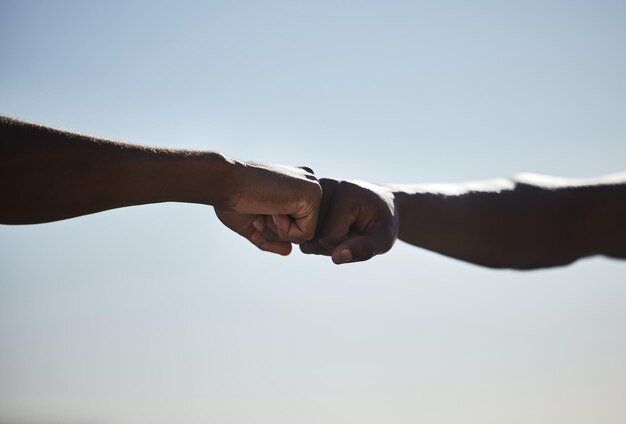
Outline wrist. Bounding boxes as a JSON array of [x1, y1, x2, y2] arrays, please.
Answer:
[[385, 185, 430, 245], [385, 185, 407, 222], [152, 150, 243, 209], [194, 151, 243, 209]]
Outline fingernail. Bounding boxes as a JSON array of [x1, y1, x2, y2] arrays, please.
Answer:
[[338, 249, 352, 263], [272, 215, 279, 228], [253, 218, 264, 232]]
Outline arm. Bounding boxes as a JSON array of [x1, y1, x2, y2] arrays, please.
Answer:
[[0, 116, 321, 254], [391, 173, 626, 268], [301, 174, 626, 269]]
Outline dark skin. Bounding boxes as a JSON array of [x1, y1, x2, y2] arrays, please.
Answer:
[[299, 176, 626, 269], [298, 179, 398, 264], [3, 116, 624, 269], [0, 116, 321, 255]]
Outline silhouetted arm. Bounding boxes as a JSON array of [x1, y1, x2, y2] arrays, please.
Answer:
[[390, 173, 626, 268], [301, 174, 626, 269], [0, 116, 321, 255]]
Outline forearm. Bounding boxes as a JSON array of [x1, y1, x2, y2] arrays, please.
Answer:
[[389, 173, 626, 269], [0, 116, 239, 224]]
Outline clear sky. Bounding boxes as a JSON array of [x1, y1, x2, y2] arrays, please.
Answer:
[[1, 1, 625, 423]]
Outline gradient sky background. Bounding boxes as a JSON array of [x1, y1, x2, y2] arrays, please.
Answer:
[[1, 1, 625, 423]]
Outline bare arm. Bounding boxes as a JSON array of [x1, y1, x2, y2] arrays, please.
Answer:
[[0, 116, 321, 255], [390, 173, 626, 268], [301, 174, 626, 269]]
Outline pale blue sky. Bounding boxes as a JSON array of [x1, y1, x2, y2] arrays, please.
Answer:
[[1, 1, 625, 423]]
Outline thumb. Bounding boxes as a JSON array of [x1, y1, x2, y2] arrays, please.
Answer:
[[272, 215, 292, 239], [330, 235, 378, 265]]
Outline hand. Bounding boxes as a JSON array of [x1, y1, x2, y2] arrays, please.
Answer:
[[214, 162, 321, 255], [300, 178, 399, 264]]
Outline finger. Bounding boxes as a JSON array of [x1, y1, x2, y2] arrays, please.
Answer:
[[290, 210, 319, 242], [250, 228, 293, 255], [259, 241, 293, 256], [316, 191, 356, 250], [260, 227, 282, 242], [300, 239, 331, 256], [296, 178, 340, 253], [289, 181, 322, 241], [252, 216, 281, 241], [274, 198, 321, 242], [330, 235, 378, 264], [266, 215, 313, 245], [272, 215, 292, 239], [299, 166, 319, 183], [316, 178, 339, 229], [252, 216, 265, 232], [265, 215, 278, 234]]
